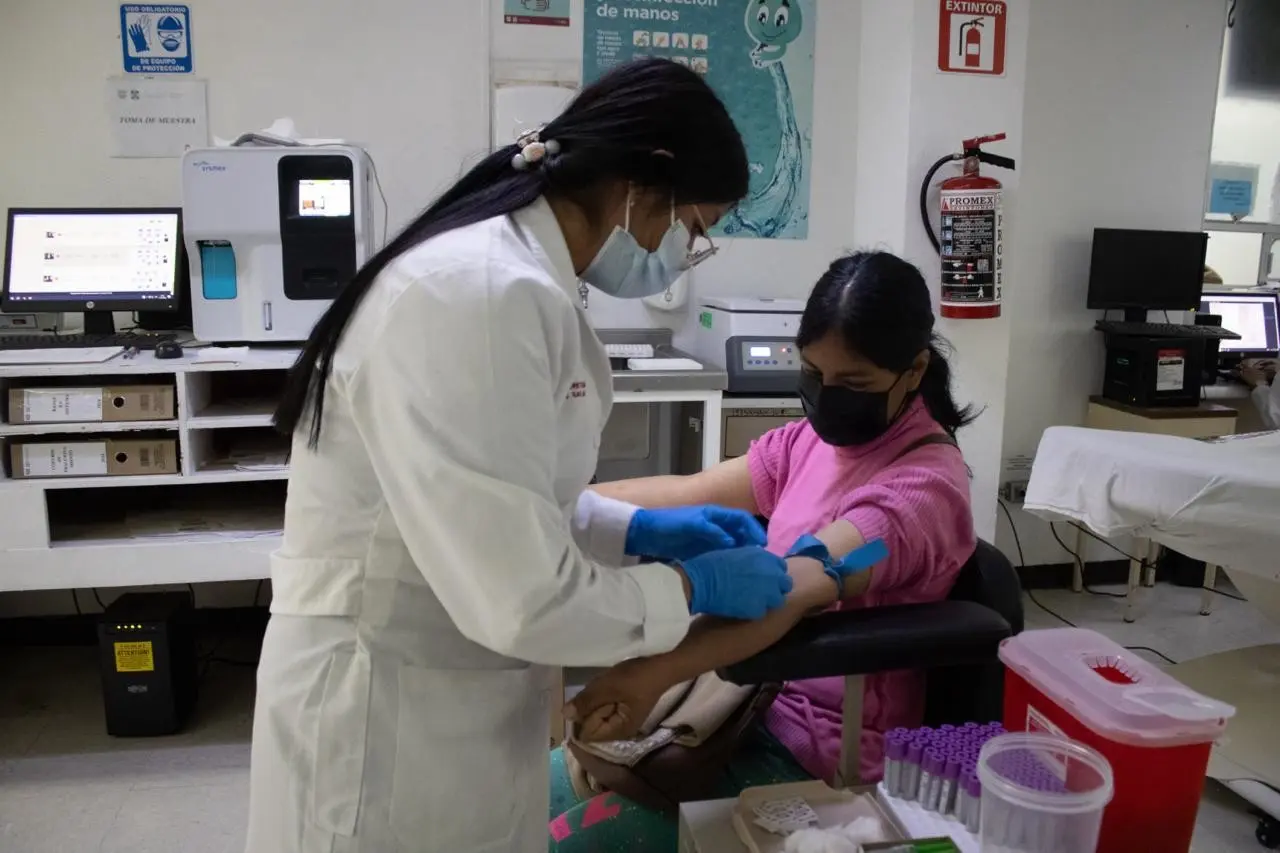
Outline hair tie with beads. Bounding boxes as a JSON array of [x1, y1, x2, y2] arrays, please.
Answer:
[[511, 128, 561, 171]]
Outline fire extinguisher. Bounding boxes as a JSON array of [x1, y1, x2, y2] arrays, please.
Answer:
[[920, 133, 1016, 320], [959, 18, 984, 68]]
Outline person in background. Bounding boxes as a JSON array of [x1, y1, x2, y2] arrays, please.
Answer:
[[249, 59, 800, 853], [547, 251, 979, 852], [1240, 359, 1279, 429]]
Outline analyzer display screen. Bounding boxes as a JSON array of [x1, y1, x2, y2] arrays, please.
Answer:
[[298, 179, 352, 218]]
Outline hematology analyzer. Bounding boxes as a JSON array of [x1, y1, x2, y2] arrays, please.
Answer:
[[182, 145, 375, 342]]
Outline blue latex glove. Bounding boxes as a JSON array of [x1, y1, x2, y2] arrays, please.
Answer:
[[625, 505, 767, 562], [679, 546, 793, 620]]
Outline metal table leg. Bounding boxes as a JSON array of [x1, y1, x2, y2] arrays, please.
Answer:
[[1201, 564, 1219, 616], [1124, 538, 1146, 623]]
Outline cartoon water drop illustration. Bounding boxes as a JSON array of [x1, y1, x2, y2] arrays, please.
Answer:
[[745, 0, 803, 68], [720, 0, 807, 239]]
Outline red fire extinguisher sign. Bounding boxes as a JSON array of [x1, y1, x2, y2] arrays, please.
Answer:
[[938, 0, 1007, 76]]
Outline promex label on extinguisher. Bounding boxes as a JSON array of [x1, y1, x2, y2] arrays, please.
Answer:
[[940, 189, 1003, 315]]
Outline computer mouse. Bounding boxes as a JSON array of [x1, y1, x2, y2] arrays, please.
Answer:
[[154, 341, 185, 360]]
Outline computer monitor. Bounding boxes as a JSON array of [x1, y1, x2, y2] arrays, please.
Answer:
[[1086, 228, 1209, 322], [1200, 290, 1280, 357], [3, 208, 181, 334]]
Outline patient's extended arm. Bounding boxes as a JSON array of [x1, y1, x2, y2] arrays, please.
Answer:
[[566, 519, 875, 742]]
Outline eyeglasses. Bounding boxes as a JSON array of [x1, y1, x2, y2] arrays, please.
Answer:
[[683, 206, 718, 271]]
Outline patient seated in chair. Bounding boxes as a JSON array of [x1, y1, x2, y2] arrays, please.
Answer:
[[548, 252, 978, 852]]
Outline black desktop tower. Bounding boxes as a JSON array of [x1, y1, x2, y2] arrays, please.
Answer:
[[97, 592, 198, 736], [1101, 335, 1205, 408]]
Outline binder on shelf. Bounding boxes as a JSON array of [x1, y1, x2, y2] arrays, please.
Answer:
[[8, 385, 176, 424], [9, 438, 178, 479]]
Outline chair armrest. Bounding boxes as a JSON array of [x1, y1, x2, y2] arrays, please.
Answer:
[[718, 601, 1012, 686]]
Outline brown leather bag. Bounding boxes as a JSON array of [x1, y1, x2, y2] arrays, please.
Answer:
[[566, 432, 959, 814]]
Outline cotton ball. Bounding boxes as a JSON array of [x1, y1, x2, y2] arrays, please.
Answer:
[[837, 816, 885, 845], [783, 827, 861, 853]]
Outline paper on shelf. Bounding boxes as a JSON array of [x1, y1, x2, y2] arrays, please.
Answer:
[[0, 347, 123, 365], [125, 507, 283, 540], [194, 346, 252, 364]]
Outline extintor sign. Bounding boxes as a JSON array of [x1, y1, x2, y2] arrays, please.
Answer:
[[940, 190, 1002, 309], [938, 0, 1007, 76]]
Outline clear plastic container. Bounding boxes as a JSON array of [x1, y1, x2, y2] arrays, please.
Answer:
[[977, 733, 1114, 853]]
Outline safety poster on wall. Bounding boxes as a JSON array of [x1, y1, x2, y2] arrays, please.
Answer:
[[583, 0, 816, 240], [120, 4, 193, 74], [937, 0, 1007, 76]]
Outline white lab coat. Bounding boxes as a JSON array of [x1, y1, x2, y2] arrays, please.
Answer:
[[244, 198, 692, 853]]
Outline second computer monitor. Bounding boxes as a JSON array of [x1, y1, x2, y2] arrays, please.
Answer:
[[3, 208, 181, 333], [1087, 228, 1208, 321], [1200, 291, 1280, 356]]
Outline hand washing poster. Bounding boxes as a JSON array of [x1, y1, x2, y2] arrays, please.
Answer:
[[583, 0, 816, 240]]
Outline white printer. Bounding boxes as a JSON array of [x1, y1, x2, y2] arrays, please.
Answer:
[[680, 296, 805, 395]]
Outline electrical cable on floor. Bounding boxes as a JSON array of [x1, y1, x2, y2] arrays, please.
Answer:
[[1068, 522, 1158, 569], [253, 579, 266, 609], [998, 499, 1075, 627], [1048, 523, 1126, 598], [999, 500, 1178, 664], [92, 588, 108, 611], [1123, 646, 1179, 665], [70, 589, 83, 615], [187, 583, 197, 605], [1068, 522, 1249, 601]]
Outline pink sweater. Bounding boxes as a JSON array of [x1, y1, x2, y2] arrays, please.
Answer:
[[748, 398, 975, 784]]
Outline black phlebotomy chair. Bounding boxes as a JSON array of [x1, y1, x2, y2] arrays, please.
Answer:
[[718, 539, 1024, 786]]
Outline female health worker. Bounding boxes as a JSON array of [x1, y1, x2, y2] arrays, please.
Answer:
[[246, 59, 797, 853]]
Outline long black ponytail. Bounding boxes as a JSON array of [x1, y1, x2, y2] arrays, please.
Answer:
[[795, 252, 979, 438], [274, 58, 749, 448]]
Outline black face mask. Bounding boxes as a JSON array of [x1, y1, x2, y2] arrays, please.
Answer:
[[797, 370, 912, 447]]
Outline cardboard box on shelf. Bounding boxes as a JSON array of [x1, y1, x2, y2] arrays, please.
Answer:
[[7, 385, 176, 424], [9, 438, 178, 479]]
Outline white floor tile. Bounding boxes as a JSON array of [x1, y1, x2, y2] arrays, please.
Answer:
[[0, 585, 1274, 852], [99, 781, 248, 853]]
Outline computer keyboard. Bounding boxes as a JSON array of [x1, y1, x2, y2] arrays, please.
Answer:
[[0, 332, 179, 351], [604, 342, 655, 359], [1095, 321, 1241, 340]]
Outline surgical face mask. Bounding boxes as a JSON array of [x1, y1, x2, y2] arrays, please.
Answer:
[[580, 193, 712, 299], [797, 370, 913, 447]]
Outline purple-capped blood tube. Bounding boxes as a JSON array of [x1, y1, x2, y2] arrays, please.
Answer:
[[884, 735, 907, 797], [939, 753, 962, 816], [965, 772, 982, 834], [957, 769, 975, 829], [902, 739, 924, 801], [921, 749, 945, 812]]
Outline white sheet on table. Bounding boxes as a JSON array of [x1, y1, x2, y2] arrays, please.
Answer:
[[1024, 427, 1280, 582]]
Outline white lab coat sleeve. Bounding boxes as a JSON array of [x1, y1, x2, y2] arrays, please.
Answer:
[[345, 268, 690, 666], [1253, 380, 1280, 430], [571, 490, 638, 567]]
